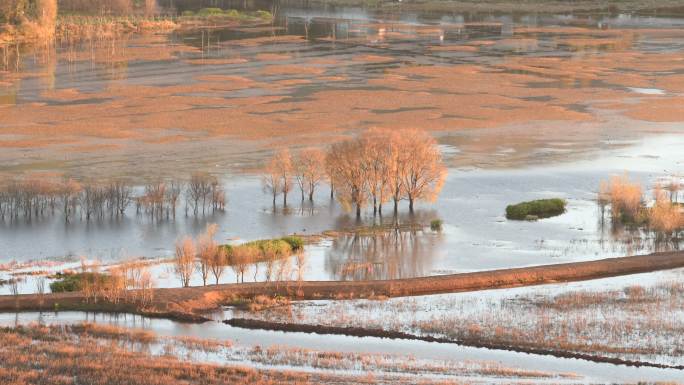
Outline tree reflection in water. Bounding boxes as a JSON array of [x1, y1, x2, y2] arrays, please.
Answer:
[[325, 224, 442, 281]]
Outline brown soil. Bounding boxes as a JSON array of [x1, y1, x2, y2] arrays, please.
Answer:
[[1, 251, 683, 321]]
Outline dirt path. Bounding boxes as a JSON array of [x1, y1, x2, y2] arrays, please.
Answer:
[[1, 251, 683, 319]]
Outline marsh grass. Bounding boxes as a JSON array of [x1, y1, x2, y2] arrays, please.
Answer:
[[505, 198, 566, 220]]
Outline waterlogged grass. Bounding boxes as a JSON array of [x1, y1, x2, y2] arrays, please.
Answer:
[[506, 198, 566, 220], [219, 236, 303, 264], [0, 323, 575, 382], [240, 277, 684, 366]]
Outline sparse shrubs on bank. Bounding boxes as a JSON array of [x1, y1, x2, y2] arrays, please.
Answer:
[[598, 174, 683, 236], [506, 199, 566, 220], [173, 225, 303, 287]]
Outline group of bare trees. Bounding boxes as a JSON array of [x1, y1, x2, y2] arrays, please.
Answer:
[[174, 224, 228, 287], [0, 172, 225, 223], [262, 128, 447, 218], [173, 225, 304, 287]]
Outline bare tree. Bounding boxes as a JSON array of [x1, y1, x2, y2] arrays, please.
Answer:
[[174, 237, 196, 287], [58, 178, 81, 223], [262, 158, 282, 209], [295, 148, 326, 202], [328, 139, 368, 218], [231, 245, 255, 283], [273, 149, 294, 207], [210, 179, 226, 212], [167, 180, 183, 219], [361, 129, 395, 215], [397, 129, 446, 212], [197, 224, 218, 286], [210, 246, 228, 285], [187, 173, 213, 215]]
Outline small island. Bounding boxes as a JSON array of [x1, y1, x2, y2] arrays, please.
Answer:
[[506, 198, 567, 220]]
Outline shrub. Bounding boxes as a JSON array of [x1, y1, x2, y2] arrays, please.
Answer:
[[197, 8, 225, 16], [219, 238, 295, 265], [649, 198, 683, 234], [606, 175, 643, 222], [49, 272, 110, 293], [430, 219, 443, 231], [280, 236, 304, 251], [506, 199, 566, 220]]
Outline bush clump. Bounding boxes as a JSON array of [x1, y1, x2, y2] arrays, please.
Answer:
[[430, 219, 443, 231], [506, 198, 566, 220], [219, 236, 302, 265], [280, 236, 304, 251], [49, 272, 111, 293]]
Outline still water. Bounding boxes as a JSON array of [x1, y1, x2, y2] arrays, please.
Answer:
[[1, 3, 683, 279]]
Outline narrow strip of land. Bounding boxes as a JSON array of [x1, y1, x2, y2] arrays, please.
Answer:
[[225, 318, 684, 371], [1, 251, 683, 320]]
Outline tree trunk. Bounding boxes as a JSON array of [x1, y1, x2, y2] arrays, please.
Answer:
[[356, 204, 361, 219], [409, 198, 414, 213]]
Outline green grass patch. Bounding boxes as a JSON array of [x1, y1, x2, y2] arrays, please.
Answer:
[[430, 219, 443, 231], [49, 272, 112, 293], [219, 236, 303, 265], [506, 198, 566, 220], [280, 236, 304, 251]]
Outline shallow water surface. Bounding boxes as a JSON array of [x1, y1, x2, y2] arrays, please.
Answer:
[[1, 4, 683, 286]]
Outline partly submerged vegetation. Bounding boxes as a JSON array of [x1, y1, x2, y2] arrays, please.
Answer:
[[263, 128, 447, 218], [505, 198, 566, 220], [0, 1, 273, 45], [598, 174, 683, 235]]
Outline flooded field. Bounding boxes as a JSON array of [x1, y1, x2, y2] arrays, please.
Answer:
[[2, 3, 684, 285], [2, 2, 684, 382], [3, 269, 684, 383]]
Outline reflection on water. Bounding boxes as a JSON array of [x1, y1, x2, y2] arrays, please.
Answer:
[[1, 3, 684, 274], [326, 226, 441, 281]]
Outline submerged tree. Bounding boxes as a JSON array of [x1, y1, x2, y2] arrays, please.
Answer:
[[397, 129, 447, 213], [262, 149, 293, 208], [294, 148, 326, 202], [328, 139, 368, 219]]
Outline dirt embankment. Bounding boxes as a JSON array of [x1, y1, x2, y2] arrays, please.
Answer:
[[1, 251, 684, 320]]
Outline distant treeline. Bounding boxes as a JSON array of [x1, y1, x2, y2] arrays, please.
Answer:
[[0, 172, 225, 222]]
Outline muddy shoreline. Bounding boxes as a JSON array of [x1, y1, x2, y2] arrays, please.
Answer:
[[1, 251, 683, 321], [224, 318, 684, 371]]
